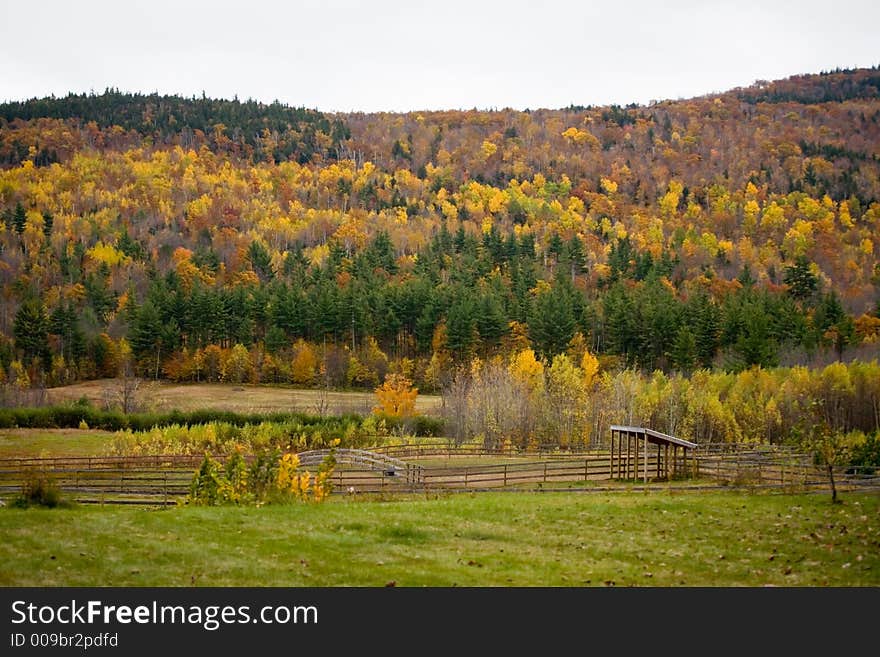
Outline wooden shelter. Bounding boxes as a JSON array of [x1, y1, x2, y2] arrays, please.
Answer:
[[609, 425, 697, 482]]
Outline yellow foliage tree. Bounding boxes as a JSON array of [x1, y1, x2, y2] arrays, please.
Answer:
[[545, 353, 588, 447], [508, 348, 544, 391], [291, 340, 318, 384], [580, 350, 600, 387], [221, 343, 254, 384], [373, 374, 418, 418]]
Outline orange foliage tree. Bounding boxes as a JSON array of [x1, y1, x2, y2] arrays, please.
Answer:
[[373, 374, 418, 418]]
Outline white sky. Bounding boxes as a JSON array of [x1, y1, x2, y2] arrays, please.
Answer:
[[1, 0, 878, 112]]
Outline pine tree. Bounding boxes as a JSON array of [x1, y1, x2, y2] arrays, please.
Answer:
[[445, 297, 478, 361], [13, 298, 49, 364], [670, 325, 697, 372], [41, 211, 53, 240], [530, 283, 576, 358], [733, 301, 777, 369], [49, 303, 85, 363], [12, 202, 26, 235], [692, 293, 720, 368], [476, 291, 508, 349], [247, 240, 274, 282], [129, 300, 164, 378], [564, 235, 587, 282], [603, 283, 637, 362], [783, 255, 819, 302]]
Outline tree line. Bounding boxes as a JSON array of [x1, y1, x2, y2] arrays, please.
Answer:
[[3, 224, 875, 394]]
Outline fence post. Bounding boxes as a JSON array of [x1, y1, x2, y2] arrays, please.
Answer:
[[503, 464, 508, 487], [543, 462, 548, 483], [584, 458, 589, 481]]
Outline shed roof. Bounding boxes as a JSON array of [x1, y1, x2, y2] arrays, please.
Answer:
[[609, 425, 698, 449]]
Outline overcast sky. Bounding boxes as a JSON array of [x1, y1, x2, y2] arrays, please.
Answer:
[[1, 0, 878, 112]]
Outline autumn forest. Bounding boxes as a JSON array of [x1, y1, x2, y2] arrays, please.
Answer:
[[1, 67, 879, 448]]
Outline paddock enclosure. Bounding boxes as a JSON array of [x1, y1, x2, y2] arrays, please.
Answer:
[[2, 433, 878, 505]]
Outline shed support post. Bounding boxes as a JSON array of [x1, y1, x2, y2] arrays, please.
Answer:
[[636, 433, 640, 481], [629, 435, 639, 479], [613, 430, 618, 479], [630, 433, 635, 480], [610, 430, 615, 480]]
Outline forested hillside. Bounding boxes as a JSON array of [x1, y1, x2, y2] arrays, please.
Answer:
[[1, 68, 879, 394]]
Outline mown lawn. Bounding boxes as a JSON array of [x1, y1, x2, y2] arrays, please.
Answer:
[[1, 491, 878, 587]]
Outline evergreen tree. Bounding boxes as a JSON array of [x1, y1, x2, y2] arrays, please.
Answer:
[[49, 302, 85, 363], [476, 291, 508, 349], [84, 269, 117, 323], [737, 264, 756, 289], [607, 236, 635, 282], [271, 285, 306, 339], [264, 325, 287, 355], [530, 283, 577, 358], [365, 231, 397, 274], [41, 211, 53, 240], [12, 202, 26, 235], [691, 292, 720, 368], [445, 297, 478, 360], [636, 277, 679, 369], [548, 232, 564, 264], [119, 231, 147, 261], [783, 255, 819, 302], [247, 240, 274, 282], [813, 292, 855, 359], [732, 301, 777, 369], [13, 298, 49, 365], [603, 283, 637, 362], [670, 325, 697, 372], [129, 300, 165, 378], [563, 235, 587, 282]]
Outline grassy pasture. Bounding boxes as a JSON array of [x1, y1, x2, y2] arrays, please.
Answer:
[[1, 491, 878, 587], [0, 429, 115, 458], [45, 380, 442, 415]]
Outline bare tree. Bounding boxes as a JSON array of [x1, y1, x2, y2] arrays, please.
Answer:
[[102, 374, 143, 413]]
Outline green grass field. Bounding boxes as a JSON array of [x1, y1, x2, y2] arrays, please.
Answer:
[[2, 491, 878, 587], [0, 429, 115, 458]]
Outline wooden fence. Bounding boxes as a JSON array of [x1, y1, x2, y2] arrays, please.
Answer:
[[1, 447, 878, 505], [372, 442, 597, 459]]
